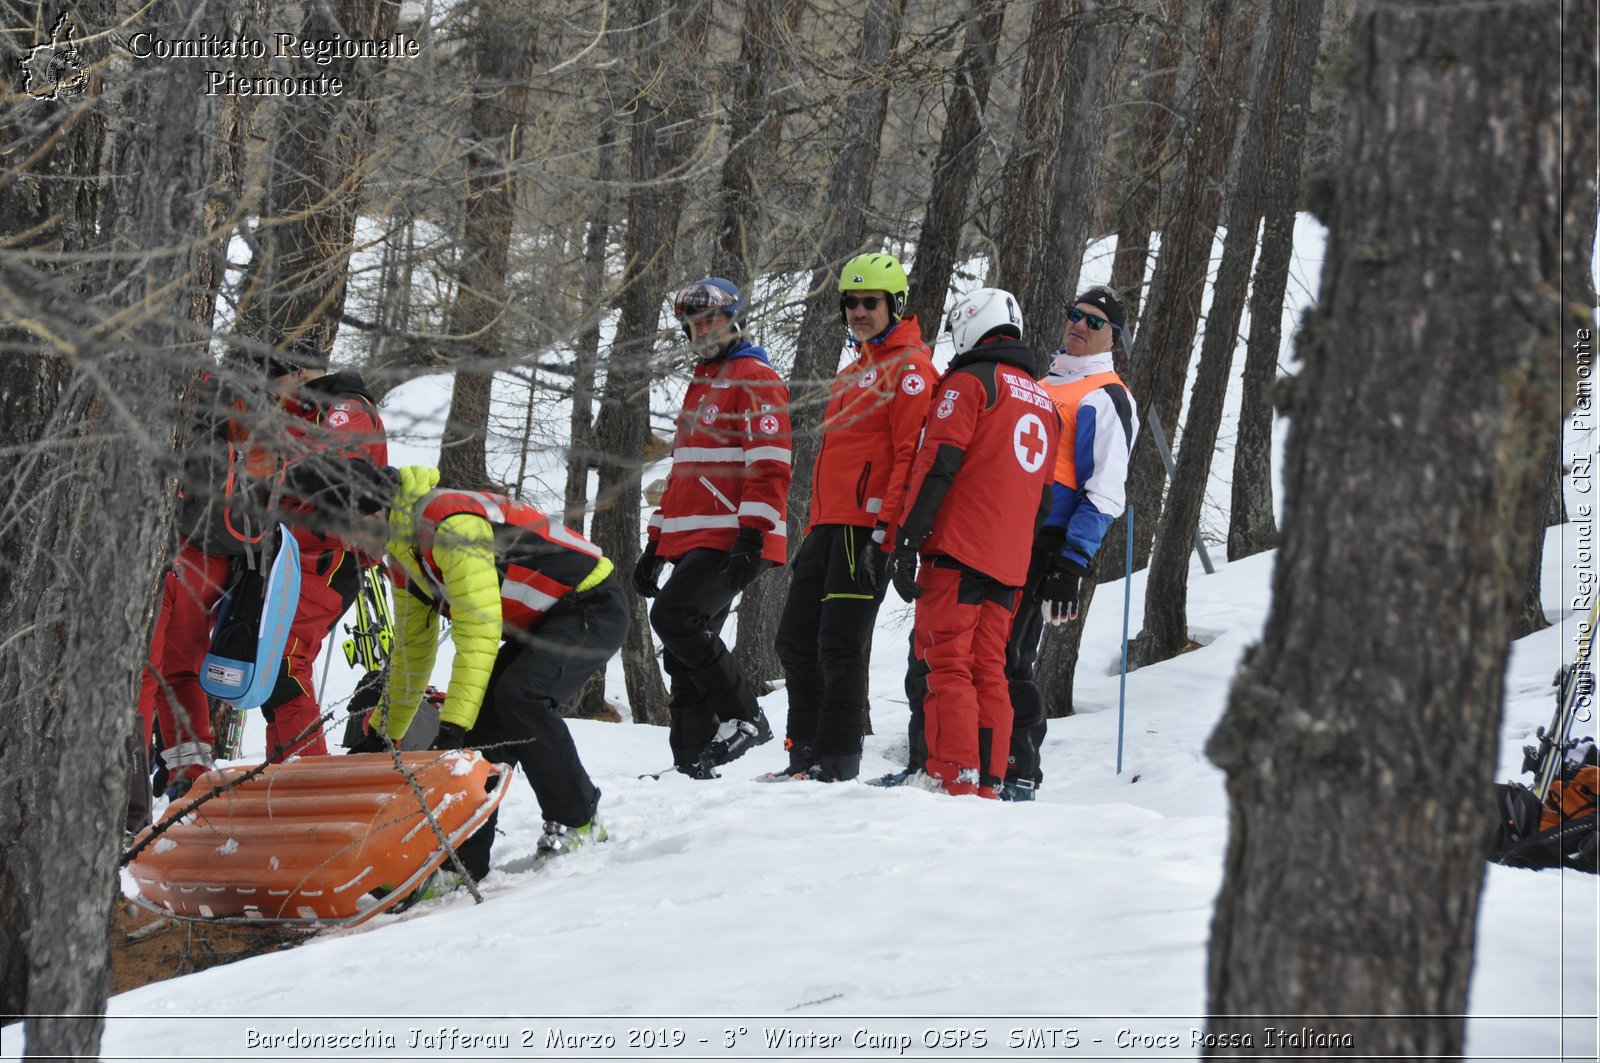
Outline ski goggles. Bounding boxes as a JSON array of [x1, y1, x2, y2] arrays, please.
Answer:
[[840, 295, 884, 311], [1066, 306, 1110, 331]]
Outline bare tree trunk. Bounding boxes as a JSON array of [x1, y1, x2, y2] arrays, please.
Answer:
[[1227, 7, 1321, 564], [1030, 4, 1129, 353], [0, 0, 218, 1050], [1020, 7, 1132, 707], [1121, 0, 1253, 573], [903, 0, 1007, 330], [591, 0, 709, 724], [761, 0, 906, 696], [1105, 0, 1185, 355], [1204, 1, 1576, 1050], [564, 116, 617, 534], [1132, 0, 1319, 667], [239, 0, 399, 350], [562, 119, 618, 720], [712, 0, 795, 279], [0, 0, 113, 1026], [440, 1, 536, 490], [1517, 0, 1599, 637], [715, 0, 801, 690], [992, 0, 1071, 362], [1513, 448, 1555, 638]]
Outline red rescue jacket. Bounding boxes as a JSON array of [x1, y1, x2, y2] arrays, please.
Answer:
[[893, 338, 1058, 587], [283, 370, 388, 562], [807, 316, 936, 532], [649, 340, 792, 564]]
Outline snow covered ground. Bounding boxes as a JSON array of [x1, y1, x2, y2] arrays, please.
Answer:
[[4, 216, 1596, 1061], [8, 525, 1588, 1063]]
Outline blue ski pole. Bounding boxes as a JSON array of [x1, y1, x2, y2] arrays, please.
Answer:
[[1117, 506, 1132, 775]]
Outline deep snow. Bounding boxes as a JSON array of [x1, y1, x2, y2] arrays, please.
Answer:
[[3, 215, 1596, 1062]]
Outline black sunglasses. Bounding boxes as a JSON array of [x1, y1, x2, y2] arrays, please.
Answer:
[[1066, 307, 1108, 331], [840, 295, 883, 311]]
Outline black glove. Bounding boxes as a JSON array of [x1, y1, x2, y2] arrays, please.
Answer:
[[430, 721, 468, 751], [721, 527, 765, 591], [888, 543, 922, 603], [632, 542, 665, 598], [1040, 557, 1088, 625], [1034, 524, 1067, 559], [857, 544, 890, 595], [347, 728, 389, 755]]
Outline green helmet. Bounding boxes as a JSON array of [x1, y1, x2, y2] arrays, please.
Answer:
[[838, 253, 908, 321]]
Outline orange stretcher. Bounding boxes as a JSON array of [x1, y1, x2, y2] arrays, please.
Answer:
[[128, 751, 513, 928]]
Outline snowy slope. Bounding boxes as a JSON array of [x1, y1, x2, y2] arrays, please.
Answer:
[[5, 215, 1596, 1062], [3, 526, 1582, 1063]]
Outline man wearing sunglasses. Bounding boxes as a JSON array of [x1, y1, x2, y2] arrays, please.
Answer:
[[768, 253, 935, 782], [636, 278, 792, 777], [1002, 285, 1138, 801]]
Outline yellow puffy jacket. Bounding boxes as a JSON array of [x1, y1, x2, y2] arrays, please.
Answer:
[[376, 467, 502, 739]]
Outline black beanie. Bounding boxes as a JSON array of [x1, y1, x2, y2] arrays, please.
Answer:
[[1073, 286, 1126, 333]]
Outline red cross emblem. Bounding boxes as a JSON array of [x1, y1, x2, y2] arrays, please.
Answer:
[[1013, 413, 1049, 473]]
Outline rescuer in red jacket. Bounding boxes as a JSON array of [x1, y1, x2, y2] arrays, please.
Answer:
[[770, 253, 935, 782], [885, 288, 1059, 798], [137, 336, 386, 797], [635, 279, 792, 777], [265, 339, 388, 761]]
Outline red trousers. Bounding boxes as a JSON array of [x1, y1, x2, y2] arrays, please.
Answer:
[[912, 563, 1018, 796], [138, 543, 231, 781], [259, 547, 360, 760]]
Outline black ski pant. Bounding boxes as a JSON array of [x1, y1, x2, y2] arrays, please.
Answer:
[[650, 547, 770, 767], [1004, 546, 1052, 786], [774, 525, 885, 757], [456, 575, 629, 879]]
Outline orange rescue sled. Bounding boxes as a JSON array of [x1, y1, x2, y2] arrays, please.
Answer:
[[128, 751, 513, 928]]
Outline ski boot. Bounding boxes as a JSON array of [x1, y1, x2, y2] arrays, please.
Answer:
[[1000, 778, 1037, 802], [688, 710, 772, 777], [756, 739, 815, 781], [805, 751, 861, 783], [536, 817, 608, 858]]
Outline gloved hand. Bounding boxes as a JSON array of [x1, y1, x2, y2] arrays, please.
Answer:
[[431, 721, 468, 751], [1040, 557, 1088, 625], [347, 728, 389, 755], [632, 541, 665, 598], [856, 543, 890, 595], [888, 543, 922, 602], [1034, 523, 1067, 558], [721, 527, 765, 591]]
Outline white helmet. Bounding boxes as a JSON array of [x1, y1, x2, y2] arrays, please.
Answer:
[[946, 287, 1024, 357]]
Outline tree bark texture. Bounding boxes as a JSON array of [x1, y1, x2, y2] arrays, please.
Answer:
[[1106, 0, 1185, 357], [715, 0, 800, 689], [440, 1, 537, 490], [1029, 4, 1129, 356], [712, 0, 795, 280], [1133, 0, 1319, 667], [903, 0, 1006, 331], [1121, 0, 1253, 573], [1227, 5, 1322, 563], [0, 0, 114, 1028], [1203, 2, 1572, 1052], [592, 0, 709, 724], [1020, 6, 1133, 710], [992, 0, 1071, 363], [753, 0, 905, 690], [564, 116, 617, 534], [0, 1, 218, 1051], [239, 0, 399, 350]]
